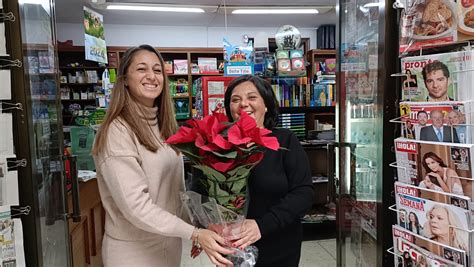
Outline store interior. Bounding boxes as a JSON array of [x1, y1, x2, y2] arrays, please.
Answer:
[[5, 0, 474, 266]]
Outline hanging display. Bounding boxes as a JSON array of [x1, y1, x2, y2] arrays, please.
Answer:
[[83, 6, 107, 64]]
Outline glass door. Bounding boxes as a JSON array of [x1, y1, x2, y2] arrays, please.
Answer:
[[10, 0, 71, 266], [336, 0, 383, 266]]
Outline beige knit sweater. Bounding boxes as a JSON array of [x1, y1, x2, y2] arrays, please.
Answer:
[[93, 106, 194, 242]]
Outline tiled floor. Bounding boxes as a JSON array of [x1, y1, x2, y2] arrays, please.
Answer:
[[181, 238, 336, 267]]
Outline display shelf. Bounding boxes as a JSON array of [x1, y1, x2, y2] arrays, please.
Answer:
[[60, 83, 100, 86], [279, 106, 335, 113], [59, 66, 106, 70]]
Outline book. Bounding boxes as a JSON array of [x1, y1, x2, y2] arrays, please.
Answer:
[[399, 100, 474, 144], [173, 59, 188, 74], [400, 51, 474, 102], [392, 224, 468, 266], [395, 137, 474, 200], [197, 57, 218, 74]]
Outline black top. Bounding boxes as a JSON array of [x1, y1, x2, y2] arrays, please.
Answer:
[[248, 128, 314, 266], [190, 128, 314, 266]]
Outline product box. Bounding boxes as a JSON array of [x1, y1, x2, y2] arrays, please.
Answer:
[[291, 58, 306, 71], [289, 49, 304, 58], [399, 100, 474, 144], [277, 59, 291, 72], [400, 51, 474, 102], [197, 57, 218, 74], [394, 137, 474, 200], [173, 59, 188, 74], [275, 49, 289, 59], [164, 61, 173, 74]]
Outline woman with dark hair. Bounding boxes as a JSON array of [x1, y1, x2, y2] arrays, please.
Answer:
[[92, 45, 232, 266], [223, 75, 314, 266], [419, 152, 464, 196], [407, 212, 423, 235]]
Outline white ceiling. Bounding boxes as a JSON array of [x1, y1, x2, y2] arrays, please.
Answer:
[[55, 0, 338, 28]]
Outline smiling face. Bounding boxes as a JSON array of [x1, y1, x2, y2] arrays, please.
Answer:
[[429, 207, 450, 237], [229, 81, 266, 127], [409, 213, 417, 223], [430, 110, 444, 128], [418, 112, 428, 126], [448, 111, 460, 125], [425, 157, 441, 172], [425, 70, 449, 100], [125, 50, 164, 107]]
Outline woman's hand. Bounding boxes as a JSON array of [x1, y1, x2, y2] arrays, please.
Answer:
[[423, 175, 434, 188], [197, 229, 234, 267], [231, 219, 261, 250]]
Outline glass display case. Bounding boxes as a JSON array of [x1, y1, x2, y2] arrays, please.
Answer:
[[5, 0, 73, 265], [335, 0, 399, 265]]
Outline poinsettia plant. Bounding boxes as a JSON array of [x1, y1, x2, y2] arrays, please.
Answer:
[[166, 110, 279, 214]]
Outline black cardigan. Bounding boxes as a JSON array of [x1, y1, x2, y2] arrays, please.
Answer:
[[190, 128, 314, 266], [248, 128, 314, 266]]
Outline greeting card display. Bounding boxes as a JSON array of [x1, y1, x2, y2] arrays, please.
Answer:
[[394, 137, 474, 200]]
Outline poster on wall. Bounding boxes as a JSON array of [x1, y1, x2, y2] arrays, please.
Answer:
[[83, 6, 108, 64]]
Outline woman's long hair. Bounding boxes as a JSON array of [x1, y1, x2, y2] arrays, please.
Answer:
[[408, 212, 421, 234], [424, 205, 468, 250], [422, 152, 447, 173], [92, 45, 177, 155]]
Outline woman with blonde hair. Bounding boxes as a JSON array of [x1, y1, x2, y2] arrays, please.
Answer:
[[424, 204, 468, 251], [92, 45, 232, 266]]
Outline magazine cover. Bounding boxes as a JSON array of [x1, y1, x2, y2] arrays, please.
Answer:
[[395, 182, 471, 212], [399, 0, 457, 54], [392, 225, 467, 266], [395, 192, 471, 252], [0, 207, 15, 266], [395, 137, 474, 200], [400, 51, 474, 101], [393, 230, 464, 267], [399, 101, 474, 144]]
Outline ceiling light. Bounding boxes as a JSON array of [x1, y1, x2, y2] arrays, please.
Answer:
[[106, 4, 206, 13], [232, 9, 319, 14]]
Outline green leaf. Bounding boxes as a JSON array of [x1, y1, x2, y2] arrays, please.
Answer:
[[208, 181, 231, 205], [226, 164, 252, 182], [231, 178, 247, 194], [210, 150, 238, 159], [194, 165, 226, 183]]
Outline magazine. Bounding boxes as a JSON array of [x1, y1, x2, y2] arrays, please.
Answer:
[[393, 225, 467, 266], [399, 0, 457, 54], [394, 182, 471, 212], [0, 207, 15, 266], [395, 137, 474, 200], [395, 192, 471, 252], [400, 51, 474, 102], [393, 230, 464, 267], [399, 101, 474, 144]]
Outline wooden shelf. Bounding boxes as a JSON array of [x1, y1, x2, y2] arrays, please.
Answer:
[[279, 106, 335, 113], [60, 83, 100, 86], [61, 99, 96, 102], [59, 66, 106, 70]]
